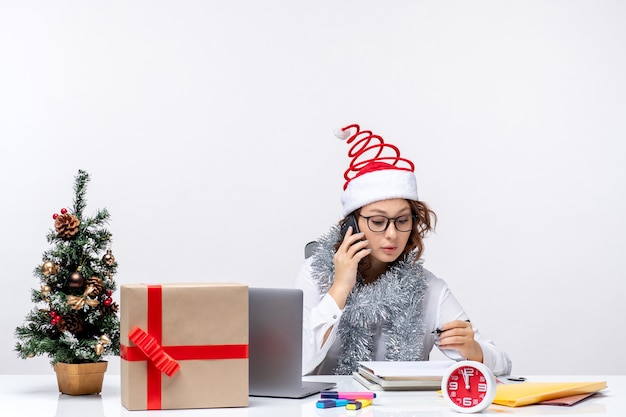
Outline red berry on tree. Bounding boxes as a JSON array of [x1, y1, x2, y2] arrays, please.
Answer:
[[104, 298, 113, 306], [52, 213, 59, 219], [60, 208, 67, 214]]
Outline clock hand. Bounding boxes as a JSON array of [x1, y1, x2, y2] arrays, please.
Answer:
[[462, 368, 470, 389]]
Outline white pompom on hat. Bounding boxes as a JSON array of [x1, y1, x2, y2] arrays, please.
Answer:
[[336, 123, 419, 217]]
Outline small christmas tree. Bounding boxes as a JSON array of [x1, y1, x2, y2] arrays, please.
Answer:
[[15, 170, 120, 365]]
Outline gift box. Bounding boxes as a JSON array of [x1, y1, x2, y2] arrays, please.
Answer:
[[120, 283, 249, 410]]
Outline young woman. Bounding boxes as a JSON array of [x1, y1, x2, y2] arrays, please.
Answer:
[[294, 123, 512, 376]]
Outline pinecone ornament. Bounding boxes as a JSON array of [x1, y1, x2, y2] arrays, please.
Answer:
[[99, 301, 119, 316], [58, 313, 83, 334], [85, 276, 103, 296], [54, 213, 80, 239]]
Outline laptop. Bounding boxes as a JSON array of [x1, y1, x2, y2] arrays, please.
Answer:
[[248, 287, 336, 398]]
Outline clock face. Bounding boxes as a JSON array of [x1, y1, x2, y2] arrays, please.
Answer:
[[442, 361, 496, 413]]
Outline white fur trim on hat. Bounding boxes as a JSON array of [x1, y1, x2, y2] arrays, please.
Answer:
[[334, 127, 351, 140], [341, 169, 418, 216]]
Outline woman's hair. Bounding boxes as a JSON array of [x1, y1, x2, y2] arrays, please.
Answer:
[[404, 200, 437, 261], [335, 200, 437, 272]]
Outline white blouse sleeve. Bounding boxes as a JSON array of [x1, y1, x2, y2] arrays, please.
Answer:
[[293, 259, 343, 375], [431, 273, 512, 376]]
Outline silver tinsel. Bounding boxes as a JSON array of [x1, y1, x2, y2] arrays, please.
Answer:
[[310, 226, 429, 375]]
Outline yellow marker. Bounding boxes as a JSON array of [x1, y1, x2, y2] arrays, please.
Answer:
[[346, 398, 373, 410]]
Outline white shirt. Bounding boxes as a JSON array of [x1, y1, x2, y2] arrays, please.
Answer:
[[294, 257, 512, 376]]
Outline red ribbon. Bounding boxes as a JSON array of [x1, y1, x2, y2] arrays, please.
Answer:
[[127, 327, 181, 377], [120, 285, 248, 410]]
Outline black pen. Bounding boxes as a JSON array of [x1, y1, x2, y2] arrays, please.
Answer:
[[431, 319, 471, 334]]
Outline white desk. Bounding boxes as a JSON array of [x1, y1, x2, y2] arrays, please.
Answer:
[[1, 374, 623, 416]]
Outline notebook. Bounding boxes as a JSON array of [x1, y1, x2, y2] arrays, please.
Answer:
[[355, 360, 455, 390], [248, 287, 336, 398]]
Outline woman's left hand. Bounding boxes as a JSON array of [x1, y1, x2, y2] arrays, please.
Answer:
[[437, 320, 484, 363]]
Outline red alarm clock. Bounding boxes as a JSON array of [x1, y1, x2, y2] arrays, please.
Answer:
[[442, 360, 497, 413]]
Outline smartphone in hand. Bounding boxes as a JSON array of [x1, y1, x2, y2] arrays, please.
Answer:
[[340, 214, 360, 240], [339, 214, 365, 281]]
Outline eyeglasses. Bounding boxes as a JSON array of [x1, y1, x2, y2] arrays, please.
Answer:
[[359, 214, 416, 233]]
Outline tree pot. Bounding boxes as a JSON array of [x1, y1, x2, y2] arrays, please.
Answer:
[[53, 361, 108, 395]]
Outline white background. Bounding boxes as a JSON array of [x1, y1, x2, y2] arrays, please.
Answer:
[[1, 1, 624, 376]]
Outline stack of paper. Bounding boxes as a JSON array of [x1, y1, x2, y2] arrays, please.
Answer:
[[354, 361, 455, 391], [493, 381, 607, 407]]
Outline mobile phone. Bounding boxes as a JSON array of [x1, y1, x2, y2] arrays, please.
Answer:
[[339, 214, 365, 279], [340, 214, 360, 241]]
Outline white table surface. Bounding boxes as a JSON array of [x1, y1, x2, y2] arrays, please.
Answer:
[[1, 374, 622, 416]]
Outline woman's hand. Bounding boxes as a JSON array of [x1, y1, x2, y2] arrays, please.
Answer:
[[328, 226, 370, 309], [437, 320, 484, 363]]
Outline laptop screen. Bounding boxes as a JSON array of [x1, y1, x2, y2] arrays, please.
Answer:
[[248, 287, 335, 398]]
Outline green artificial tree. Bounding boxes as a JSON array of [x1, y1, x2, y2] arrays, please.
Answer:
[[15, 170, 120, 366]]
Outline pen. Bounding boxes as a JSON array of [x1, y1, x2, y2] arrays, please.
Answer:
[[320, 391, 377, 400], [346, 398, 373, 410], [432, 319, 471, 334], [316, 399, 349, 408], [497, 375, 527, 384]]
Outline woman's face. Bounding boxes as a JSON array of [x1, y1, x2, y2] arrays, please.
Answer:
[[358, 198, 412, 266]]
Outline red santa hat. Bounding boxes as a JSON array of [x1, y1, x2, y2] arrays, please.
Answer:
[[336, 123, 418, 217]]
